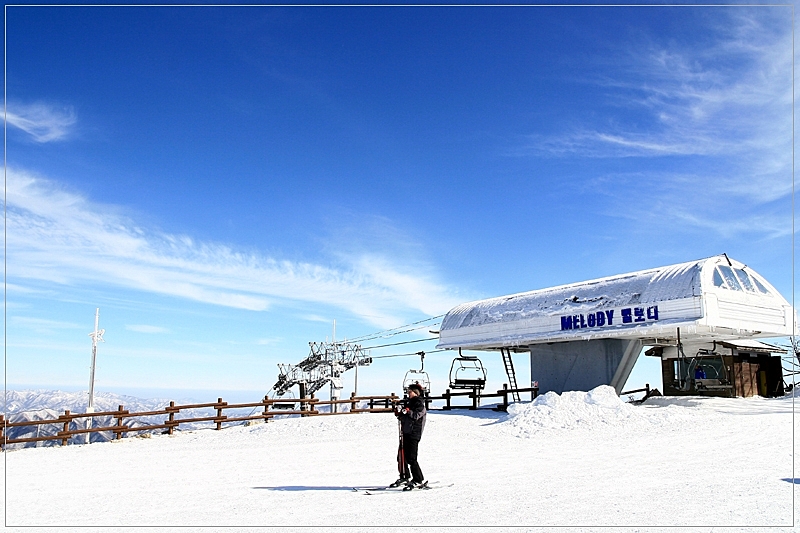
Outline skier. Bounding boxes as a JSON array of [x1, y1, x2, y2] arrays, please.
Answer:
[[391, 382, 427, 490]]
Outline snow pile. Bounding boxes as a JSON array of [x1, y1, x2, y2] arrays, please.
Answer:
[[503, 385, 666, 435]]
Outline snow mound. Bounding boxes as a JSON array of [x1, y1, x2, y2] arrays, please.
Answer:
[[503, 385, 658, 435]]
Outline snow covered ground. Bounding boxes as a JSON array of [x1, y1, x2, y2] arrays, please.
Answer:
[[2, 386, 797, 532]]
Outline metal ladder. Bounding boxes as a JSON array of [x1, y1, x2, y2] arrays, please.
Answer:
[[501, 348, 521, 402]]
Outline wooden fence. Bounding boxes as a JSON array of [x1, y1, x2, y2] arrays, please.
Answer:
[[0, 392, 400, 450], [1, 385, 539, 449], [429, 384, 539, 411]]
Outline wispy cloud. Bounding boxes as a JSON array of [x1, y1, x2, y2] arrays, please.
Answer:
[[10, 316, 83, 335], [126, 325, 170, 334], [515, 10, 791, 239], [6, 102, 77, 142], [529, 11, 792, 164], [515, 10, 792, 185], [6, 169, 465, 328]]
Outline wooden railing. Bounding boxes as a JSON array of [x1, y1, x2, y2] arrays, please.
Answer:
[[1, 385, 541, 449], [620, 383, 661, 403], [0, 392, 400, 449], [427, 384, 539, 411]]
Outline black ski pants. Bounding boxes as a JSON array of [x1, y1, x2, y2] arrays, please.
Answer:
[[399, 434, 423, 483]]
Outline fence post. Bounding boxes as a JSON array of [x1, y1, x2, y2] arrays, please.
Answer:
[[471, 389, 478, 410], [262, 395, 271, 423], [303, 393, 315, 417], [299, 383, 308, 414], [167, 402, 175, 435], [350, 392, 357, 412], [444, 389, 451, 410], [0, 414, 4, 450], [62, 410, 71, 446], [215, 398, 224, 430], [115, 405, 125, 440], [502, 383, 509, 411]]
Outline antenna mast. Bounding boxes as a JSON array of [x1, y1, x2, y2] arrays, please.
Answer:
[[86, 308, 105, 443]]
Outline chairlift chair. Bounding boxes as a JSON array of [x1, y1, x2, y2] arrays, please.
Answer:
[[403, 351, 431, 397], [270, 389, 298, 410], [449, 349, 487, 391], [693, 347, 733, 392]]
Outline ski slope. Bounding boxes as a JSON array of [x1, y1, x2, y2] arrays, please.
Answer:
[[2, 386, 797, 532]]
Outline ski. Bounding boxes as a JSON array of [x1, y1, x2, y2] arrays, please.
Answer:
[[361, 481, 451, 495], [353, 486, 402, 493], [351, 484, 407, 493]]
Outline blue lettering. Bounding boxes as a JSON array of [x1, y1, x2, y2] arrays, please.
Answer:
[[622, 308, 632, 324], [562, 308, 654, 330]]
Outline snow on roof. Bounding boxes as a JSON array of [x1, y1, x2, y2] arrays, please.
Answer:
[[717, 339, 788, 354], [437, 255, 793, 350]]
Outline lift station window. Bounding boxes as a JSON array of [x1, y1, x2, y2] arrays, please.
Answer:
[[717, 265, 743, 291], [714, 265, 772, 296], [735, 269, 756, 292], [751, 275, 772, 295]]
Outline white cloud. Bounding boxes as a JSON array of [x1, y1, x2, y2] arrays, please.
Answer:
[[518, 11, 791, 206], [10, 316, 83, 335], [6, 169, 465, 328], [302, 314, 333, 324], [513, 11, 791, 240], [126, 325, 170, 334], [6, 102, 77, 142]]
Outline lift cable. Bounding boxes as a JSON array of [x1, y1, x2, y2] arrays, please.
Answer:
[[347, 322, 442, 343], [361, 337, 439, 351], [370, 349, 449, 360], [346, 315, 445, 343]]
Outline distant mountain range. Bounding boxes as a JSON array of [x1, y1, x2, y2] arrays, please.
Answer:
[[5, 389, 184, 415], [3, 389, 265, 450]]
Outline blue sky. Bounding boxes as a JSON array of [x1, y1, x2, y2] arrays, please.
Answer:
[[4, 5, 793, 402]]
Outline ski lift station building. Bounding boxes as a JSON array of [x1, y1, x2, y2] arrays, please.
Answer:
[[436, 255, 794, 398]]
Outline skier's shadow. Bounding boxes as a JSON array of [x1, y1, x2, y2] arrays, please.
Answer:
[[253, 485, 360, 491]]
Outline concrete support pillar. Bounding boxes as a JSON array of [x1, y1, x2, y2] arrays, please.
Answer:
[[529, 339, 643, 395]]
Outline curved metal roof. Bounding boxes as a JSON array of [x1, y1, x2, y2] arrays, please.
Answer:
[[437, 255, 793, 350]]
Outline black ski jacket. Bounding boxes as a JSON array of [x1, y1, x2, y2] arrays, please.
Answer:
[[399, 395, 426, 440]]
